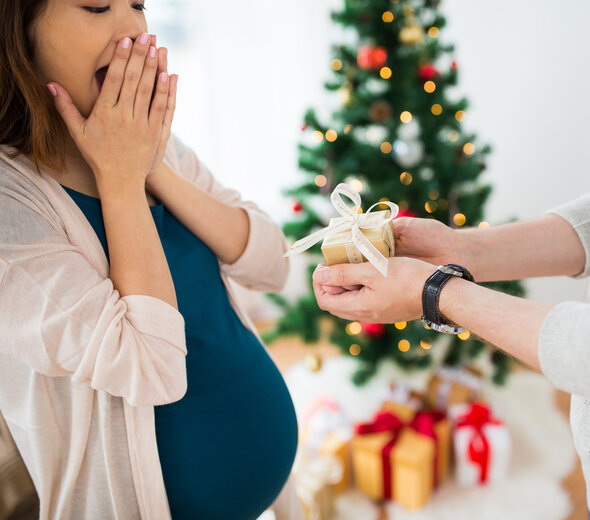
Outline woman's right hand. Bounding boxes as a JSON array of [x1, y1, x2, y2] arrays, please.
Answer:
[[46, 33, 177, 193]]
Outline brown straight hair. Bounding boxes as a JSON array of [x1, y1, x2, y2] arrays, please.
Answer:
[[0, 0, 67, 174]]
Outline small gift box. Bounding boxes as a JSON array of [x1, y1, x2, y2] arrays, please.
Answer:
[[300, 395, 353, 494], [380, 382, 424, 423], [451, 402, 511, 486], [425, 366, 483, 410], [293, 449, 342, 520], [351, 410, 450, 510], [284, 183, 399, 277], [321, 210, 395, 266]]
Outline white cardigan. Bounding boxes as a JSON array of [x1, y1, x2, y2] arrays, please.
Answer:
[[0, 135, 302, 519]]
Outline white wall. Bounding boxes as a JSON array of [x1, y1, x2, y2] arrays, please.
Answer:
[[147, 0, 590, 310]]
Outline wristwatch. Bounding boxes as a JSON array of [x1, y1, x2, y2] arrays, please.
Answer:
[[421, 264, 475, 334]]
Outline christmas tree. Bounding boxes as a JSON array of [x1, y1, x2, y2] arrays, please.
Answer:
[[264, 0, 524, 385]]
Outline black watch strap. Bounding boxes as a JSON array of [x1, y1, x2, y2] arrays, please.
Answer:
[[421, 264, 474, 335]]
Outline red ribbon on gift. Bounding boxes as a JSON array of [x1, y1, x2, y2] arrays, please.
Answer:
[[456, 402, 502, 484], [355, 409, 444, 499]]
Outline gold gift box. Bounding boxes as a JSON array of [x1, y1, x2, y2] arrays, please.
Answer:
[[425, 367, 483, 410], [379, 403, 451, 485], [300, 431, 351, 494], [352, 429, 434, 510], [321, 210, 395, 266]]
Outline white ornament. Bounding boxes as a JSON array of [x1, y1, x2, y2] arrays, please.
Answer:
[[392, 139, 424, 168], [398, 119, 421, 141]]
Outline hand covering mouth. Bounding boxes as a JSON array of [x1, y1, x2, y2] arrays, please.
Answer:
[[95, 66, 108, 91]]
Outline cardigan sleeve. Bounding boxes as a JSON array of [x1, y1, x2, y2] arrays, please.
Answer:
[[0, 193, 187, 407], [164, 134, 290, 292], [539, 301, 590, 399], [538, 194, 590, 397], [547, 194, 590, 278]]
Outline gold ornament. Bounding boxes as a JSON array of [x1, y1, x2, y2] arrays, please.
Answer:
[[399, 25, 425, 45], [305, 353, 323, 372]]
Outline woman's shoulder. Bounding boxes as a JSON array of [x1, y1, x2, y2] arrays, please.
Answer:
[[0, 147, 66, 238]]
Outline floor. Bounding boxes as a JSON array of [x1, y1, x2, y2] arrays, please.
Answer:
[[265, 334, 588, 520]]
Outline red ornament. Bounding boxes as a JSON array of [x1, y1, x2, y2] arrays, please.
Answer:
[[301, 123, 308, 132], [292, 201, 303, 213], [395, 208, 418, 219], [418, 63, 439, 81], [361, 322, 385, 337], [357, 46, 388, 70], [451, 60, 458, 70]]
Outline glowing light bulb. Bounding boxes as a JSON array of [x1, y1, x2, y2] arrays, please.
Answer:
[[400, 172, 413, 185], [380, 67, 392, 79], [331, 59, 343, 71], [428, 27, 440, 38], [424, 81, 436, 93], [315, 175, 327, 187], [479, 221, 490, 228], [455, 110, 465, 121], [326, 129, 338, 142], [382, 11, 394, 23], [349, 179, 364, 193], [349, 344, 361, 356], [453, 213, 467, 226], [463, 142, 475, 155], [380, 141, 393, 154], [400, 111, 412, 123], [346, 322, 362, 335], [420, 339, 433, 350], [395, 322, 407, 330], [312, 131, 324, 143], [398, 340, 410, 352], [431, 104, 443, 116], [458, 331, 471, 340]]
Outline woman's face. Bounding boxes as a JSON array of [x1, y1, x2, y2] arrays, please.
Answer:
[[31, 0, 148, 118]]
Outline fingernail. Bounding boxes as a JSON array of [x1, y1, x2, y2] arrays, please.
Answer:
[[315, 266, 329, 283], [46, 84, 57, 97], [121, 37, 132, 49], [139, 32, 149, 45], [160, 72, 168, 83], [149, 46, 156, 58]]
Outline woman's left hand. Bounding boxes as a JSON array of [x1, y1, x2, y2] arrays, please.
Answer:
[[145, 35, 178, 186], [312, 257, 436, 323]]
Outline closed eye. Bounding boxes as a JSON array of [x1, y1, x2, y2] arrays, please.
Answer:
[[83, 4, 146, 14]]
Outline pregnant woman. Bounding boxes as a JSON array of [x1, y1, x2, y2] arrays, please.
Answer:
[[0, 1, 299, 519]]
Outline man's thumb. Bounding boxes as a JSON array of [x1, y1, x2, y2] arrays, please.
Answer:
[[46, 83, 84, 133]]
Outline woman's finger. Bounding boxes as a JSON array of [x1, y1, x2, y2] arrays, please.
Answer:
[[46, 83, 85, 139], [161, 74, 178, 132], [97, 37, 133, 108], [148, 72, 170, 128], [117, 32, 151, 112], [134, 45, 159, 117]]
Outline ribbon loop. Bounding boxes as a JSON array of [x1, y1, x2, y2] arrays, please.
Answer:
[[284, 183, 399, 277]]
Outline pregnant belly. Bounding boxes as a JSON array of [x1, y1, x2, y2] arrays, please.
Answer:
[[154, 335, 298, 520]]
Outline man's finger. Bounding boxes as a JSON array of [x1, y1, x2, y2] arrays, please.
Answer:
[[313, 262, 377, 288]]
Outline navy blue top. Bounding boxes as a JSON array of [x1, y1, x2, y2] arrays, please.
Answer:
[[61, 185, 298, 520]]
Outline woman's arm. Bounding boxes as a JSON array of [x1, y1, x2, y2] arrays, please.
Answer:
[[145, 144, 290, 292], [145, 163, 249, 264]]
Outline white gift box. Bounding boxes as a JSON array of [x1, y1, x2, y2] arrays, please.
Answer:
[[451, 402, 511, 486]]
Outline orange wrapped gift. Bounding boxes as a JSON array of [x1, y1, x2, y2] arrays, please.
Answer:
[[351, 410, 449, 510]]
